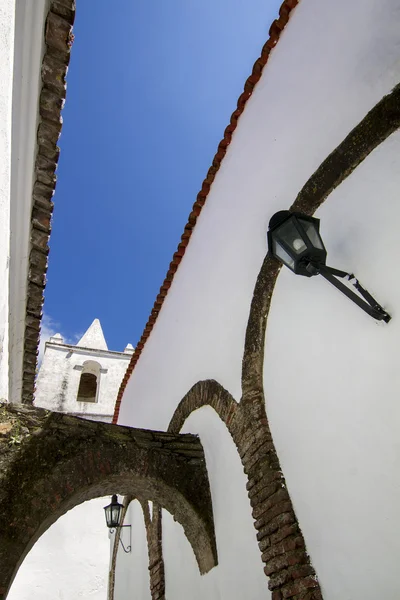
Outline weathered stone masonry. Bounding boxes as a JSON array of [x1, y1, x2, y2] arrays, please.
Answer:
[[141, 501, 165, 600], [0, 403, 217, 600], [22, 0, 75, 405]]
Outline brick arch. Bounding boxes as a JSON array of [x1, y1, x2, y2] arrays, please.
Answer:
[[206, 83, 400, 599], [241, 82, 400, 405], [108, 497, 167, 600], [168, 379, 238, 434], [140, 500, 165, 600], [0, 405, 217, 599], [168, 380, 320, 599]]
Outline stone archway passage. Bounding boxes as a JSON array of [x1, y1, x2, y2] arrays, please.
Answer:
[[0, 403, 217, 600]]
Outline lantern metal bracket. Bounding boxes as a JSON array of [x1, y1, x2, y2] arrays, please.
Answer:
[[307, 262, 391, 323], [110, 525, 132, 553]]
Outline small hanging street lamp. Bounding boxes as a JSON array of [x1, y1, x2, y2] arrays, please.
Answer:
[[104, 495, 132, 553], [267, 210, 391, 323]]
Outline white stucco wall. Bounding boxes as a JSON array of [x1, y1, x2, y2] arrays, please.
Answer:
[[169, 408, 267, 599], [264, 131, 400, 600], [116, 0, 400, 598], [35, 342, 131, 420], [114, 408, 268, 599], [114, 500, 151, 600], [119, 0, 400, 429], [7, 498, 109, 600], [0, 0, 48, 402], [9, 0, 48, 403], [0, 0, 15, 400]]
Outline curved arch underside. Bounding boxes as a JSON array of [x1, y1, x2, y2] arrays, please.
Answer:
[[0, 403, 217, 599]]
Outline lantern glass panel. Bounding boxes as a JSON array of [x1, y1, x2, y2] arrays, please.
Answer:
[[104, 504, 112, 528], [111, 504, 121, 527], [104, 495, 122, 528], [277, 219, 307, 255], [298, 218, 324, 250], [273, 240, 295, 270]]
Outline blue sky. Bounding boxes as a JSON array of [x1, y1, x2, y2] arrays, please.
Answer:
[[44, 0, 283, 351]]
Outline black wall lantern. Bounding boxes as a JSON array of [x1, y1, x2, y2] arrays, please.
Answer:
[[268, 210, 391, 323], [104, 495, 132, 553]]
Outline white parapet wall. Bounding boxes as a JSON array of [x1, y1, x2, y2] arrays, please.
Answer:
[[0, 0, 49, 402], [0, 0, 15, 400], [8, 0, 49, 403]]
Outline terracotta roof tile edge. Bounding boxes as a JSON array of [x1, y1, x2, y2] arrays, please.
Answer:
[[112, 0, 299, 423]]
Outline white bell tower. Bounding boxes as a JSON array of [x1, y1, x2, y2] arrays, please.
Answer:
[[35, 319, 133, 422]]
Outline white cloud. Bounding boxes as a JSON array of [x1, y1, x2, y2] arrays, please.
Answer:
[[38, 313, 59, 365], [70, 330, 84, 345], [38, 313, 80, 366]]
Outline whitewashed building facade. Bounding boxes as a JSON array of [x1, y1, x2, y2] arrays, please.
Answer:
[[110, 1, 400, 599], [35, 318, 133, 422], [0, 0, 75, 406], [3, 1, 400, 599]]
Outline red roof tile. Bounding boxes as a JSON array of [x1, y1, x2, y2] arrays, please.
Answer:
[[113, 0, 299, 423]]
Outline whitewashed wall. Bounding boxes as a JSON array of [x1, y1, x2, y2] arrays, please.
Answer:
[[167, 408, 267, 600], [119, 0, 400, 428], [9, 0, 48, 403], [35, 342, 131, 420], [0, 0, 15, 400], [114, 500, 151, 600], [7, 498, 110, 600], [0, 0, 48, 402], [117, 0, 400, 598], [264, 132, 400, 600], [114, 408, 268, 600]]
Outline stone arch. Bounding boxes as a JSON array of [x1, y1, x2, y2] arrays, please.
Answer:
[[0, 404, 217, 599], [109, 381, 235, 600]]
